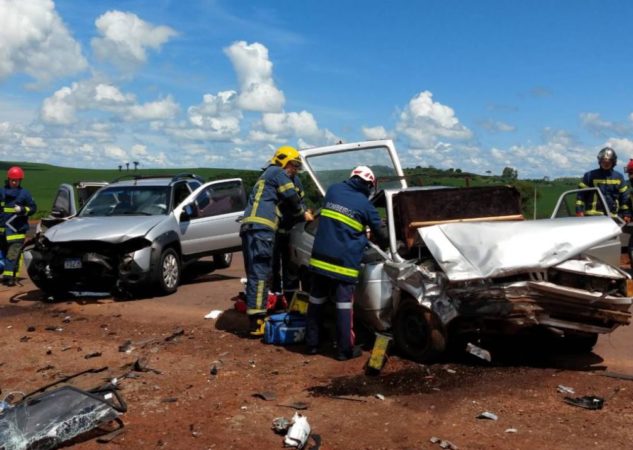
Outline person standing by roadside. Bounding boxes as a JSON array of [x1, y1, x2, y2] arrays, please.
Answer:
[[576, 147, 630, 220], [0, 166, 37, 286], [240, 146, 313, 335], [305, 166, 388, 361]]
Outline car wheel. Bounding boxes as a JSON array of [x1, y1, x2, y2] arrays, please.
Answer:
[[393, 300, 446, 362], [213, 252, 233, 269], [155, 247, 180, 295]]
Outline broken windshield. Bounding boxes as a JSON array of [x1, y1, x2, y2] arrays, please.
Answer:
[[303, 145, 402, 194]]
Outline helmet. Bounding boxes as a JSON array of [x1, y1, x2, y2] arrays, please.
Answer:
[[350, 165, 376, 187], [597, 147, 617, 166], [7, 166, 24, 180], [626, 159, 633, 174], [271, 146, 302, 168]]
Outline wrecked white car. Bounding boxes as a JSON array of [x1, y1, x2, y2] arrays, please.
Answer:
[[289, 140, 632, 361]]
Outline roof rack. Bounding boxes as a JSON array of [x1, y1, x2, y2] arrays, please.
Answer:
[[109, 173, 204, 183]]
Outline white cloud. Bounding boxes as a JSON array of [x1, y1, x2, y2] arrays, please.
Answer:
[[580, 112, 631, 136], [224, 41, 284, 112], [479, 119, 516, 133], [91, 10, 177, 71], [0, 0, 88, 85], [261, 111, 318, 137], [396, 91, 473, 149], [40, 77, 177, 124], [21, 136, 46, 148], [605, 138, 633, 155], [104, 144, 127, 160], [362, 126, 389, 140], [126, 96, 179, 121]]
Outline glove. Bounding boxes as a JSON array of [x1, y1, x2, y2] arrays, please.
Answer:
[[14, 205, 22, 214], [576, 211, 584, 217], [625, 216, 632, 224], [304, 209, 314, 222]]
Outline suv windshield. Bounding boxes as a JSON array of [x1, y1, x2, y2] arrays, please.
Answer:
[[304, 145, 402, 193], [79, 186, 170, 217]]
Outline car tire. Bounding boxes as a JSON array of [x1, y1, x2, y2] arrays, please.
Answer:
[[393, 300, 446, 362], [213, 252, 233, 269], [155, 247, 180, 295]]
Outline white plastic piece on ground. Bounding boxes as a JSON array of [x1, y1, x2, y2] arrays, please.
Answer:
[[466, 343, 491, 362], [204, 310, 222, 320], [477, 411, 498, 420], [283, 412, 310, 449], [557, 385, 575, 394]]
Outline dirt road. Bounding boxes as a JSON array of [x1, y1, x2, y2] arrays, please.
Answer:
[[2, 253, 633, 449]]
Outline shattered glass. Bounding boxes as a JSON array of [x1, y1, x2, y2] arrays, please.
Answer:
[[0, 386, 125, 450]]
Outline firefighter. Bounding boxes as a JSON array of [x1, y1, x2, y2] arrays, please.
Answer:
[[271, 161, 308, 304], [0, 166, 37, 285], [240, 146, 312, 335], [576, 147, 630, 220], [305, 166, 388, 361]]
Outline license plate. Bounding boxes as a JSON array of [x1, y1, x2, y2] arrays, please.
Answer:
[[64, 258, 82, 269]]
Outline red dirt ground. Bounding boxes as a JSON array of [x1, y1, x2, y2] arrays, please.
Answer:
[[1, 253, 633, 449]]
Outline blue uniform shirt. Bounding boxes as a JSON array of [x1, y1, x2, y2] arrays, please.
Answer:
[[309, 177, 384, 282]]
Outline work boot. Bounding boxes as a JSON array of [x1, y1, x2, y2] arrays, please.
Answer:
[[248, 314, 266, 338], [336, 345, 363, 362], [305, 345, 318, 356], [2, 277, 14, 287]]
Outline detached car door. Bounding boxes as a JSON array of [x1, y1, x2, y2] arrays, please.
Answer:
[[178, 179, 246, 256]]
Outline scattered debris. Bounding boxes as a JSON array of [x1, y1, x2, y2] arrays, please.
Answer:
[[284, 412, 311, 449], [375, 393, 385, 401], [445, 368, 456, 374], [27, 326, 35, 332], [0, 385, 126, 449], [253, 391, 276, 401], [44, 325, 63, 332], [132, 357, 162, 374], [204, 310, 223, 320], [277, 401, 309, 411], [476, 411, 498, 420], [161, 397, 178, 403], [557, 385, 575, 395], [430, 436, 459, 449], [36, 365, 55, 373], [272, 416, 291, 434], [164, 328, 185, 342], [563, 395, 604, 410], [466, 342, 491, 362], [210, 365, 218, 376], [118, 340, 133, 353], [96, 427, 126, 443], [189, 423, 200, 438], [19, 336, 30, 342], [84, 351, 102, 359], [62, 316, 72, 323], [505, 428, 518, 433]]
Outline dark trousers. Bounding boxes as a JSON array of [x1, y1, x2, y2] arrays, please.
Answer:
[[241, 228, 275, 315], [306, 272, 356, 356], [271, 232, 299, 299]]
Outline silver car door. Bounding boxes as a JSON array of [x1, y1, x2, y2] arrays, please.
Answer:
[[177, 178, 246, 256]]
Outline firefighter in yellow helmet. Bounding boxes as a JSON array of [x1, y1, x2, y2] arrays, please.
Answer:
[[240, 146, 313, 335]]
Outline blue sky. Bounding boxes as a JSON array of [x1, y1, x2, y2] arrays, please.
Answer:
[[1, 0, 633, 178]]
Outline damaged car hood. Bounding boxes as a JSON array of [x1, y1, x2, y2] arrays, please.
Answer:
[[44, 216, 165, 243], [419, 216, 622, 281]]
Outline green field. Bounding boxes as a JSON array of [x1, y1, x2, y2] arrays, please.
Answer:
[[0, 161, 581, 219]]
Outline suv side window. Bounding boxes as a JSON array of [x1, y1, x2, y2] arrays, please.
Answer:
[[193, 181, 245, 219], [173, 181, 192, 207], [52, 188, 71, 216]]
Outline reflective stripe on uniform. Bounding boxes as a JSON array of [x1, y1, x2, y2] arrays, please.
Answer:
[[309, 295, 327, 305], [309, 257, 359, 278], [278, 182, 296, 193], [7, 234, 25, 241], [3, 207, 17, 213], [336, 302, 352, 310], [320, 208, 363, 232], [242, 215, 278, 230], [255, 279, 266, 310]]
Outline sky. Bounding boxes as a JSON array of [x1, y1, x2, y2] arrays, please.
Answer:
[[1, 0, 633, 179]]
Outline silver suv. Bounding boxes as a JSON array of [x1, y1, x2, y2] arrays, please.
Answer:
[[25, 174, 246, 297]]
